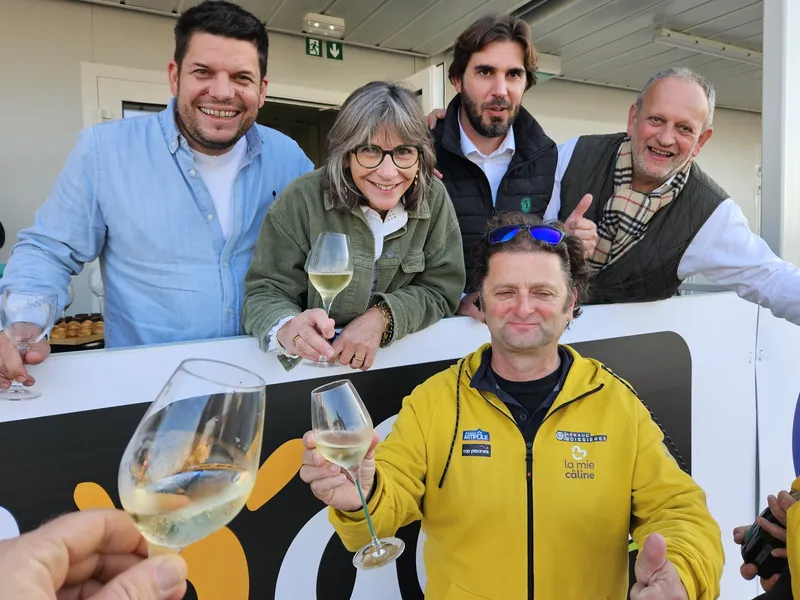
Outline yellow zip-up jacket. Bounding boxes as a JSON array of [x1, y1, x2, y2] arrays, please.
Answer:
[[330, 344, 723, 599], [787, 476, 800, 598]]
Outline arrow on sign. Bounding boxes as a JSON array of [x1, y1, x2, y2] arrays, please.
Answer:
[[330, 45, 340, 58]]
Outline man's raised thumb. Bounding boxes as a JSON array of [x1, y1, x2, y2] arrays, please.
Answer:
[[566, 194, 593, 227], [635, 532, 668, 586], [94, 554, 187, 600]]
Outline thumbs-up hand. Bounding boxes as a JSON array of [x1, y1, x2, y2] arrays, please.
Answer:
[[564, 194, 598, 259], [630, 533, 689, 600]]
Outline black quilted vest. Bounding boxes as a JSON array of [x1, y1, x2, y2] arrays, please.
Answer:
[[433, 95, 557, 291], [558, 133, 727, 304]]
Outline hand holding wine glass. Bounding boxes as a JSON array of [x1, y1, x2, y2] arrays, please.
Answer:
[[302, 379, 404, 569], [0, 290, 58, 401], [118, 359, 266, 556], [276, 308, 336, 363], [304, 232, 353, 367], [301, 428, 380, 511]]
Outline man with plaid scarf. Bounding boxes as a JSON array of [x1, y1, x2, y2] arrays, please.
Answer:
[[545, 66, 800, 325]]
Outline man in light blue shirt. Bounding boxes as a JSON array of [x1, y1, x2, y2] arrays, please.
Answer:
[[0, 0, 312, 388]]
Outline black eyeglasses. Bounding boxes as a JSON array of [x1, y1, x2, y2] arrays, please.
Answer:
[[352, 144, 421, 169], [487, 224, 566, 246]]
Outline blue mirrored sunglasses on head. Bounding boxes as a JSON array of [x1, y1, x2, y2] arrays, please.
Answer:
[[487, 224, 566, 246]]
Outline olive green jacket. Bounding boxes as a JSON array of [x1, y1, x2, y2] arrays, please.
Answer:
[[242, 168, 466, 369]]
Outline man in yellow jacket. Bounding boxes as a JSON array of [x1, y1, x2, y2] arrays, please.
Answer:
[[300, 212, 724, 599]]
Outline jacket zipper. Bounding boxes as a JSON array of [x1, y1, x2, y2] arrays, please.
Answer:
[[478, 382, 604, 599], [525, 439, 534, 599]]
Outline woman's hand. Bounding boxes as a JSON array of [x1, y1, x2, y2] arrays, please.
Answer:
[[276, 309, 336, 362], [330, 308, 385, 371]]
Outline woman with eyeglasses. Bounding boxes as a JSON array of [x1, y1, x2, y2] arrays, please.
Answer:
[[242, 81, 466, 371]]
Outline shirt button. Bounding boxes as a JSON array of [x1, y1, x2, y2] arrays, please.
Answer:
[[519, 413, 528, 421], [228, 307, 233, 314], [207, 214, 214, 221], [386, 251, 395, 259], [189, 169, 197, 177], [223, 261, 229, 268]]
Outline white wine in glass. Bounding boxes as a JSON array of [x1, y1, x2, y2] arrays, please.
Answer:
[[118, 359, 266, 555], [311, 379, 404, 569], [0, 290, 58, 401], [306, 232, 354, 367]]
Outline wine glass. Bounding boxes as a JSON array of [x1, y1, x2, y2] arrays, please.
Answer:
[[305, 232, 354, 367], [88, 263, 104, 316], [311, 379, 404, 569], [118, 359, 266, 556], [60, 280, 74, 323], [0, 290, 58, 401]]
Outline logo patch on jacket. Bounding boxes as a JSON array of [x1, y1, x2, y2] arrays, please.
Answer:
[[462, 444, 491, 457], [555, 430, 607, 443], [463, 429, 490, 441]]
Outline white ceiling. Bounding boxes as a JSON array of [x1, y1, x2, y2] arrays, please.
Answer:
[[77, 0, 765, 112], [527, 0, 763, 112]]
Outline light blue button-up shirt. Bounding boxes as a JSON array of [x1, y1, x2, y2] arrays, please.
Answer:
[[0, 99, 313, 348]]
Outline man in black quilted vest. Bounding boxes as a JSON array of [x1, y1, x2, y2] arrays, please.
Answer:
[[430, 14, 596, 320], [546, 66, 800, 324]]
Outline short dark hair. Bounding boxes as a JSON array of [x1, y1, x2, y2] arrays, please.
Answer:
[[174, 0, 269, 79], [448, 14, 539, 91], [473, 212, 591, 318]]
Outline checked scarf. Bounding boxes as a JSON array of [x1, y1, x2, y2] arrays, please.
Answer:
[[589, 137, 692, 270]]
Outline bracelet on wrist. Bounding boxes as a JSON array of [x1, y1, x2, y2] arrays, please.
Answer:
[[375, 301, 394, 347]]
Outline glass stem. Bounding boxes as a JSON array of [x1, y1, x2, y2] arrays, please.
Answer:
[[352, 470, 381, 549], [12, 347, 28, 390], [147, 541, 181, 557], [319, 300, 332, 363]]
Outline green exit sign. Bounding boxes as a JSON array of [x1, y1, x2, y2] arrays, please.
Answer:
[[305, 37, 322, 57], [326, 40, 343, 61]]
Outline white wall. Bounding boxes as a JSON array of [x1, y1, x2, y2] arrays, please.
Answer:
[[0, 0, 422, 312]]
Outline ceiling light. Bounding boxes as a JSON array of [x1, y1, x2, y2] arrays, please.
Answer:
[[653, 28, 762, 66], [302, 13, 345, 39]]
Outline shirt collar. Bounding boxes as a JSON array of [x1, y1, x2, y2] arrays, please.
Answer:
[[159, 97, 262, 158], [360, 201, 408, 222], [471, 345, 573, 410], [458, 109, 516, 160]]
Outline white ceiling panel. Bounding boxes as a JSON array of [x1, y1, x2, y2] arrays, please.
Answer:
[[346, 0, 439, 45], [126, 0, 176, 10], [324, 0, 392, 36], [410, 0, 531, 55], [528, 0, 764, 111], [534, 0, 666, 52], [529, 0, 618, 42], [682, 2, 762, 39], [378, 0, 490, 50]]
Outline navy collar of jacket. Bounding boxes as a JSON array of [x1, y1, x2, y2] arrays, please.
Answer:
[[470, 345, 573, 414]]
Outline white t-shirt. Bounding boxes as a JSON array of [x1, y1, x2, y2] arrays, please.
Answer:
[[546, 137, 800, 326], [191, 136, 248, 239], [458, 112, 515, 205]]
